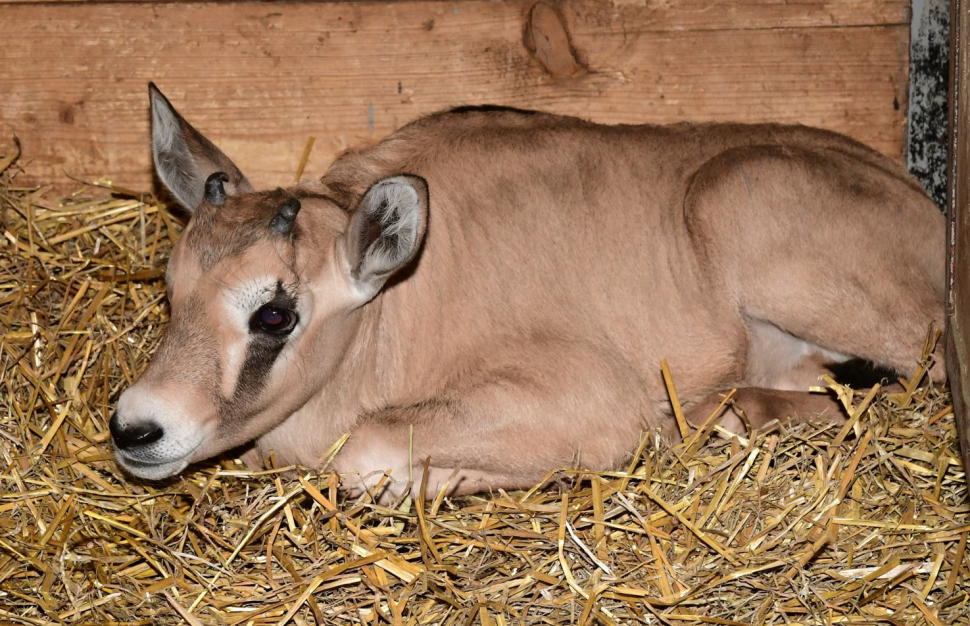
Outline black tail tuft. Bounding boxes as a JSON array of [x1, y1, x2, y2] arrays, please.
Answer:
[[825, 358, 898, 389]]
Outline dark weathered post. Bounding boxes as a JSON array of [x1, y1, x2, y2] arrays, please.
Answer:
[[947, 0, 970, 475]]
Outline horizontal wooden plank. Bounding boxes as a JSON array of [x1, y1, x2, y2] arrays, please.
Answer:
[[0, 0, 911, 29], [0, 1, 910, 190]]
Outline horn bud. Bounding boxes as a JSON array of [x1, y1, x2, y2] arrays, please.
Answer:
[[270, 197, 301, 236], [204, 171, 230, 206]]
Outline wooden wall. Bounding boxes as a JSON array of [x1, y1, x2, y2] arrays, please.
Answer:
[[947, 0, 970, 474], [0, 0, 912, 191]]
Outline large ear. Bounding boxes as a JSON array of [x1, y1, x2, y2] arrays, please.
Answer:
[[149, 83, 253, 212], [345, 175, 429, 300]]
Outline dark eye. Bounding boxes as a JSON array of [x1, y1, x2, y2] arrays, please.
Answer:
[[250, 305, 298, 335]]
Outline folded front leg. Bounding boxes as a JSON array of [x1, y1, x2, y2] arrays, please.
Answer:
[[333, 338, 658, 502]]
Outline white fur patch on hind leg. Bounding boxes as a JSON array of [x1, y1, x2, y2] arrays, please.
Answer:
[[745, 318, 849, 390]]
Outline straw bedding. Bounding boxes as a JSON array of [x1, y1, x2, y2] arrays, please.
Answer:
[[1, 140, 969, 625]]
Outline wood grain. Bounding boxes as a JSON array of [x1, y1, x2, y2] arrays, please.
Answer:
[[0, 0, 911, 190], [946, 0, 970, 475]]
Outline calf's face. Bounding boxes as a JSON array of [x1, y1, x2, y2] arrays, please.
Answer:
[[111, 85, 427, 479]]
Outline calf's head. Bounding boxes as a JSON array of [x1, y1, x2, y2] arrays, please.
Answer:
[[111, 85, 428, 479]]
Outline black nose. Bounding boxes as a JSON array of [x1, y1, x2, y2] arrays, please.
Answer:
[[109, 413, 164, 450]]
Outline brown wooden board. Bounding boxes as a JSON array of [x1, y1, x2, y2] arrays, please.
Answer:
[[0, 0, 910, 191], [947, 0, 970, 475]]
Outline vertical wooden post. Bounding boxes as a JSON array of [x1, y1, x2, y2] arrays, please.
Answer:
[[946, 0, 970, 475]]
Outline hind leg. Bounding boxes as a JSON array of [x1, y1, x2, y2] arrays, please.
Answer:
[[736, 207, 944, 383], [735, 162, 943, 381], [681, 319, 886, 438], [685, 326, 848, 438], [744, 280, 944, 385], [685, 387, 845, 437], [686, 144, 945, 383]]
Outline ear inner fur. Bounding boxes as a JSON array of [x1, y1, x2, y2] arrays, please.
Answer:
[[149, 83, 254, 211], [348, 175, 428, 289]]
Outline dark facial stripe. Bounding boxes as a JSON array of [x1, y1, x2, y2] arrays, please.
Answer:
[[219, 281, 296, 420], [216, 335, 287, 441], [231, 335, 288, 404]]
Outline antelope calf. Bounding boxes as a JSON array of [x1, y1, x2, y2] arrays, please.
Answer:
[[110, 84, 945, 499]]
